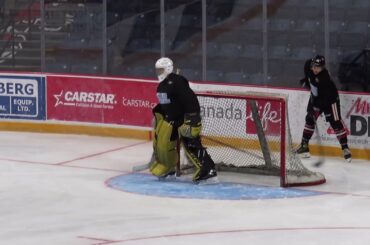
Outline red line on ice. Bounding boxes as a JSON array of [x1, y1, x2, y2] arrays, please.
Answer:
[[56, 141, 148, 165], [78, 226, 370, 244]]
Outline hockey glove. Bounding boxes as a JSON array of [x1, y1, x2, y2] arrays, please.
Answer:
[[299, 78, 309, 89], [179, 113, 202, 138]]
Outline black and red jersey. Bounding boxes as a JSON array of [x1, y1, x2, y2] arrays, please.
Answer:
[[307, 68, 339, 108]]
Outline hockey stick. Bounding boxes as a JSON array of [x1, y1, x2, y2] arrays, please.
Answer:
[[312, 122, 326, 167], [132, 152, 155, 172]]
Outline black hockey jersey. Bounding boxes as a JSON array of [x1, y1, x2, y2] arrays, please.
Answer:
[[155, 73, 200, 123], [308, 68, 339, 108]]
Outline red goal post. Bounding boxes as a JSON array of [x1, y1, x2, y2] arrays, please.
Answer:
[[180, 90, 326, 187]]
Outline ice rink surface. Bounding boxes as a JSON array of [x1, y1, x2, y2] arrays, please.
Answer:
[[1, 131, 370, 245]]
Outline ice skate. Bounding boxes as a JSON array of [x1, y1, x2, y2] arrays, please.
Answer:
[[343, 148, 352, 163], [158, 170, 177, 181], [194, 169, 218, 185], [296, 142, 310, 158]]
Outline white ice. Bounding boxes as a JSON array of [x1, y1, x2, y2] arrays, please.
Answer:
[[1, 131, 370, 245]]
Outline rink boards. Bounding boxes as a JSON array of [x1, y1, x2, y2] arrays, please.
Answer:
[[0, 72, 369, 160]]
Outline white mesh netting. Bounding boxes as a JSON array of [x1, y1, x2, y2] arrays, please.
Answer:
[[181, 90, 325, 187]]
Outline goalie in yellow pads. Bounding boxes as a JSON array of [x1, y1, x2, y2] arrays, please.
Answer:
[[150, 57, 217, 183]]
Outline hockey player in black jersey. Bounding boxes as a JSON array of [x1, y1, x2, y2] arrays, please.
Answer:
[[150, 57, 217, 183], [296, 55, 352, 162]]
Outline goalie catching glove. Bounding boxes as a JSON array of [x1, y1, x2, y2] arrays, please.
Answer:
[[179, 113, 202, 138]]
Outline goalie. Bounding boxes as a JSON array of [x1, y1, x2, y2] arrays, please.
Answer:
[[150, 57, 217, 183]]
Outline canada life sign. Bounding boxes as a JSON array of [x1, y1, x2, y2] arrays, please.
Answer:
[[47, 75, 158, 127]]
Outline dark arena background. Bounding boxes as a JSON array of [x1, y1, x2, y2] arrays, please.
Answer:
[[1, 0, 369, 91]]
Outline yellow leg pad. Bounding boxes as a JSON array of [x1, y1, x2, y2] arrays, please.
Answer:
[[150, 119, 178, 177], [150, 161, 175, 177], [184, 148, 201, 181]]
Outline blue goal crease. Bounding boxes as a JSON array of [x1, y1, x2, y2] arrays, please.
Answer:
[[107, 173, 324, 200]]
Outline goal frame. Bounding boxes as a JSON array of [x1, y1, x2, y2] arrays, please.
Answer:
[[189, 91, 325, 187]]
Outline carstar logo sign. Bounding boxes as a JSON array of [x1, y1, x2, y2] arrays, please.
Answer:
[[122, 97, 156, 109], [54, 90, 117, 109], [47, 75, 158, 126]]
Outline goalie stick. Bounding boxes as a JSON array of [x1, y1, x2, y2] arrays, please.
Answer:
[[132, 140, 181, 172], [132, 152, 155, 172]]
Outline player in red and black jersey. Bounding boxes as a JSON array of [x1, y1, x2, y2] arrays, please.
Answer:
[[297, 55, 351, 162], [150, 57, 217, 183]]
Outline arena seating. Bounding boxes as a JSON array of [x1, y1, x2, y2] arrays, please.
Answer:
[[1, 0, 368, 89]]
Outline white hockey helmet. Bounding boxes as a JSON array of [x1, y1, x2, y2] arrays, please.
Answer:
[[155, 57, 173, 82]]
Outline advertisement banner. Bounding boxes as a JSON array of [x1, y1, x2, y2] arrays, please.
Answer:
[[0, 75, 46, 120], [199, 96, 246, 137], [246, 99, 282, 136], [334, 94, 370, 147], [47, 75, 158, 127], [190, 82, 370, 150], [198, 95, 282, 138]]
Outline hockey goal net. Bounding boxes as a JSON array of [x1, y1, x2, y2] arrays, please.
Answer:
[[180, 90, 326, 187]]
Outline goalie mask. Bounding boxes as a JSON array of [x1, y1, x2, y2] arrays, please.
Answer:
[[155, 57, 174, 82]]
